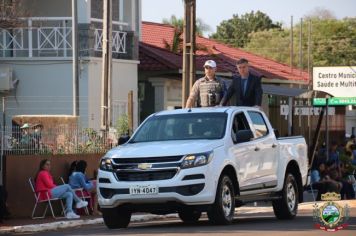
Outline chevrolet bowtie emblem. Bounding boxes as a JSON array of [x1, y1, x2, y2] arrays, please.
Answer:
[[138, 163, 152, 170]]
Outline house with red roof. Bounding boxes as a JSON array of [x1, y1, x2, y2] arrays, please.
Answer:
[[138, 21, 348, 141], [140, 21, 309, 82]]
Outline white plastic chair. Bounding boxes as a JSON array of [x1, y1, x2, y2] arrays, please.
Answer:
[[28, 177, 65, 219]]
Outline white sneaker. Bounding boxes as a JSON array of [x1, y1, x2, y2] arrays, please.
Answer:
[[76, 200, 88, 209], [66, 211, 80, 219]]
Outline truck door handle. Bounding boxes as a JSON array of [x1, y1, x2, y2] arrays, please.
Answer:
[[254, 147, 260, 151], [272, 144, 277, 148]]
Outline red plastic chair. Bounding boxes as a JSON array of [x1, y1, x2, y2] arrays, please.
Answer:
[[60, 177, 92, 215]]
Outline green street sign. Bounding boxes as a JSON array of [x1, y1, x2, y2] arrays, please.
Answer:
[[313, 97, 356, 106], [313, 98, 326, 106]]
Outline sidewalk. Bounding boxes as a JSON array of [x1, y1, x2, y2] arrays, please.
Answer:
[[1, 200, 355, 234], [0, 213, 179, 234]]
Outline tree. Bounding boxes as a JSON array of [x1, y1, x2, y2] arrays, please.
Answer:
[[162, 15, 211, 36], [245, 29, 290, 64], [0, 0, 25, 28], [304, 7, 336, 20], [162, 15, 212, 53], [115, 114, 129, 137], [244, 17, 356, 68], [311, 17, 356, 66], [211, 11, 282, 48]]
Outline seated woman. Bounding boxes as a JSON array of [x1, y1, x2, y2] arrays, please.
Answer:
[[35, 159, 88, 219], [69, 160, 96, 213]]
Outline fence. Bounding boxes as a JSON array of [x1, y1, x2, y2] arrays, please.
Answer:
[[1, 96, 130, 132], [1, 125, 116, 155], [0, 17, 132, 59]]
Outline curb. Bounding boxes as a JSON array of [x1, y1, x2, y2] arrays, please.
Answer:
[[1, 200, 354, 234], [0, 214, 178, 234]]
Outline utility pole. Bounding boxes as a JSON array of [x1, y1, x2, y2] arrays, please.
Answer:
[[72, 0, 79, 116], [101, 0, 113, 131], [0, 97, 5, 186], [307, 20, 312, 145], [299, 18, 303, 76], [290, 16, 293, 73], [182, 0, 196, 107]]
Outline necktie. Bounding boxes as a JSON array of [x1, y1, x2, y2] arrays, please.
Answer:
[[241, 79, 247, 96]]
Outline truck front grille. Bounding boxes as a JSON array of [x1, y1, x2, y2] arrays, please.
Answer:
[[113, 155, 183, 164], [115, 169, 178, 181]]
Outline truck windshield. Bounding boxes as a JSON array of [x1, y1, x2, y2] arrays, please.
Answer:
[[130, 113, 227, 143]]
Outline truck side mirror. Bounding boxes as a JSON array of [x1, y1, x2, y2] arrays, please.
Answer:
[[235, 130, 254, 143], [118, 135, 130, 145], [273, 129, 280, 138]]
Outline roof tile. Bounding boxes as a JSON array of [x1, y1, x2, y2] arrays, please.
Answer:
[[140, 21, 309, 82]]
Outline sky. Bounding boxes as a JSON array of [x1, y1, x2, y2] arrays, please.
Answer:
[[142, 0, 356, 36]]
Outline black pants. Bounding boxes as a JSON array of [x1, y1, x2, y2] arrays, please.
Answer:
[[340, 180, 355, 199], [0, 185, 9, 221]]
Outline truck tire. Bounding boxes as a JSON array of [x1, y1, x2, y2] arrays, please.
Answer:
[[178, 207, 201, 224], [272, 173, 298, 219], [102, 206, 131, 229], [208, 175, 235, 224]]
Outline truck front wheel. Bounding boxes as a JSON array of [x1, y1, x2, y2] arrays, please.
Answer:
[[272, 173, 298, 219], [208, 175, 235, 224], [102, 205, 131, 229]]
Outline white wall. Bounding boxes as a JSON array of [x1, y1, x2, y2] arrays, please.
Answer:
[[20, 0, 71, 17], [19, 0, 89, 23], [87, 58, 139, 130], [1, 57, 138, 129], [165, 80, 181, 109], [1, 60, 88, 126], [345, 108, 356, 136], [78, 0, 91, 23]]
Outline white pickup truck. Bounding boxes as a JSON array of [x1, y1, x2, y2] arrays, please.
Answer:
[[98, 107, 308, 229]]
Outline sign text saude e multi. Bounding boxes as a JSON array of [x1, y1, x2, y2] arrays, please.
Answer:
[[313, 66, 356, 97], [316, 72, 356, 88]]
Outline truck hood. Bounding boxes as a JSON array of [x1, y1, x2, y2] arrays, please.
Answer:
[[105, 140, 224, 158]]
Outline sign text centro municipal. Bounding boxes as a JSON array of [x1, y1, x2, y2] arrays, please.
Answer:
[[313, 66, 356, 97]]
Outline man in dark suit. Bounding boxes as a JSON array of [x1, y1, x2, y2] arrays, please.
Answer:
[[220, 58, 263, 107]]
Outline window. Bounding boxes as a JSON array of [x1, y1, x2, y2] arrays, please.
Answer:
[[131, 113, 227, 143], [248, 111, 269, 138], [231, 112, 250, 143]]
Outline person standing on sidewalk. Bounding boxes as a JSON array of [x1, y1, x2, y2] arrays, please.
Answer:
[[220, 58, 263, 108], [185, 60, 226, 108], [35, 159, 88, 219]]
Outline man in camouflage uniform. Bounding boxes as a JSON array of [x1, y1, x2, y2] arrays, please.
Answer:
[[185, 60, 226, 108]]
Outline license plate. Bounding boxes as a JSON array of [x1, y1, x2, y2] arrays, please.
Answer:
[[129, 185, 159, 195]]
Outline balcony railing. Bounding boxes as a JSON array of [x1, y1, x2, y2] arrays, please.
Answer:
[[0, 17, 131, 58], [94, 29, 126, 54]]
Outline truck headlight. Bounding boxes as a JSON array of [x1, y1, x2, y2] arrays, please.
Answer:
[[181, 152, 213, 169], [100, 158, 113, 171]]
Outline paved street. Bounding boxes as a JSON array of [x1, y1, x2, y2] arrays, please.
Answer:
[[13, 206, 355, 236]]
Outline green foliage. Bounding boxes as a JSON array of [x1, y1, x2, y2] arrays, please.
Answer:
[[211, 11, 282, 47], [116, 114, 129, 137], [245, 29, 290, 64], [162, 15, 212, 54], [339, 151, 356, 175], [311, 18, 356, 66], [244, 17, 356, 68], [163, 15, 184, 31], [162, 15, 211, 36]]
